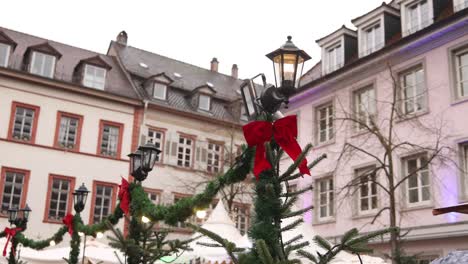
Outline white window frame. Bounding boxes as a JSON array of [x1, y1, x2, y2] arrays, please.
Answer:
[[454, 0, 468, 12], [1, 171, 25, 214], [355, 167, 378, 214], [57, 115, 79, 149], [232, 204, 249, 235], [454, 47, 468, 99], [12, 106, 35, 141], [100, 125, 120, 157], [153, 82, 167, 100], [198, 94, 211, 111], [30, 51, 56, 78], [148, 129, 164, 163], [83, 64, 106, 90], [207, 142, 222, 173], [48, 178, 71, 221], [353, 85, 376, 131], [361, 22, 383, 56], [403, 154, 431, 206], [317, 177, 334, 221], [316, 102, 334, 144], [177, 136, 193, 168], [399, 65, 426, 115], [93, 185, 114, 223], [402, 0, 433, 36], [461, 143, 468, 198], [0, 43, 11, 67], [147, 191, 161, 205], [324, 42, 343, 74]]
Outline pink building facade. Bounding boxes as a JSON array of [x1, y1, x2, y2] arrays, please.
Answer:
[[286, 1, 468, 260]]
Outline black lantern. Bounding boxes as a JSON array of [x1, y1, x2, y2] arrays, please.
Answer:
[[7, 207, 17, 225], [138, 140, 161, 173], [128, 149, 142, 176], [73, 183, 89, 213], [19, 204, 31, 222], [128, 149, 148, 181], [266, 36, 311, 97]]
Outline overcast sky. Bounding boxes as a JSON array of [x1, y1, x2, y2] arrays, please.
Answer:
[[0, 0, 389, 83]]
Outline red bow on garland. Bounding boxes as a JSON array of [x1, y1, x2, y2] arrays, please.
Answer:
[[3, 227, 22, 256], [62, 213, 74, 235], [243, 115, 310, 179], [118, 177, 130, 215]]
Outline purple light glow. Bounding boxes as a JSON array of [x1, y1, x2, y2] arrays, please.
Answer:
[[439, 167, 460, 223]]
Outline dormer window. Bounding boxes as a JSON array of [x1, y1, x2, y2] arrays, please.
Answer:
[[30, 51, 56, 78], [362, 23, 383, 56], [324, 43, 343, 74], [83, 64, 106, 90], [402, 0, 432, 36], [198, 94, 211, 111], [0, 43, 11, 67], [153, 82, 167, 100], [454, 0, 468, 11]]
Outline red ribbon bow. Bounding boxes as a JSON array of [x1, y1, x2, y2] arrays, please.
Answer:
[[243, 115, 310, 179], [3, 227, 21, 256], [62, 213, 74, 235], [118, 177, 130, 215]]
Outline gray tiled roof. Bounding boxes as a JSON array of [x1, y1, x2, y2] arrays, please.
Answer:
[[0, 27, 139, 100], [111, 42, 244, 101], [111, 42, 245, 122]]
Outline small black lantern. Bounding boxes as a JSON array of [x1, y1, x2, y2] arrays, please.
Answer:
[[19, 204, 31, 222], [138, 140, 161, 173], [128, 149, 148, 181], [128, 149, 143, 176], [73, 183, 89, 213], [266, 36, 311, 97], [7, 207, 17, 225]]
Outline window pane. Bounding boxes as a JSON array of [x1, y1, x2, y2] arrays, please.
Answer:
[[1, 172, 25, 214], [48, 178, 71, 220], [12, 107, 35, 141], [0, 43, 10, 67], [83, 65, 106, 90], [199, 94, 211, 111], [93, 185, 113, 223], [30, 52, 55, 78], [153, 83, 167, 100], [100, 124, 120, 157], [58, 116, 79, 148], [177, 136, 193, 167]]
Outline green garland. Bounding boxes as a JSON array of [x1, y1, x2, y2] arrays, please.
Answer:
[[1, 146, 254, 264]]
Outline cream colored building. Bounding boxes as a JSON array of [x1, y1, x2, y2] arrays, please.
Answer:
[[0, 27, 251, 245]]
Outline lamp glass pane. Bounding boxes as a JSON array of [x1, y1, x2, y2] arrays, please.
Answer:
[[242, 85, 255, 116]]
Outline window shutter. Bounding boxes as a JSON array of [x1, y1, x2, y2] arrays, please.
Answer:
[[201, 148, 208, 163], [171, 142, 178, 156], [196, 147, 201, 162], [165, 140, 171, 156], [140, 134, 147, 146]]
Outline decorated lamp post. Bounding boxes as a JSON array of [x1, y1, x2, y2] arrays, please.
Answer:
[[128, 140, 161, 182], [4, 205, 31, 262], [241, 36, 310, 119], [73, 183, 89, 214]]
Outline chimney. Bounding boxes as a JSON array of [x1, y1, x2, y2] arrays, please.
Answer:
[[210, 57, 219, 72], [231, 64, 238, 79], [116, 31, 128, 46]]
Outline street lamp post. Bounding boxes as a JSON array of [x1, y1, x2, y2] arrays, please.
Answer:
[[240, 36, 311, 120], [73, 183, 89, 214]]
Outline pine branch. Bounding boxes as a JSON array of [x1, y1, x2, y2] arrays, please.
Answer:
[[296, 250, 318, 263], [280, 185, 313, 197], [282, 205, 314, 219], [279, 144, 313, 180], [285, 241, 310, 255], [196, 242, 223, 247], [280, 218, 303, 233], [284, 235, 303, 246], [283, 153, 327, 182], [256, 239, 274, 264], [314, 236, 332, 251]]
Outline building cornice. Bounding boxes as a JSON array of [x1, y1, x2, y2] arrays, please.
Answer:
[[0, 67, 142, 106]]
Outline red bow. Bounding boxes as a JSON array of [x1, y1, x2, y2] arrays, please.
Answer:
[[118, 177, 130, 215], [62, 213, 74, 235], [3, 227, 21, 256], [243, 115, 310, 179]]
